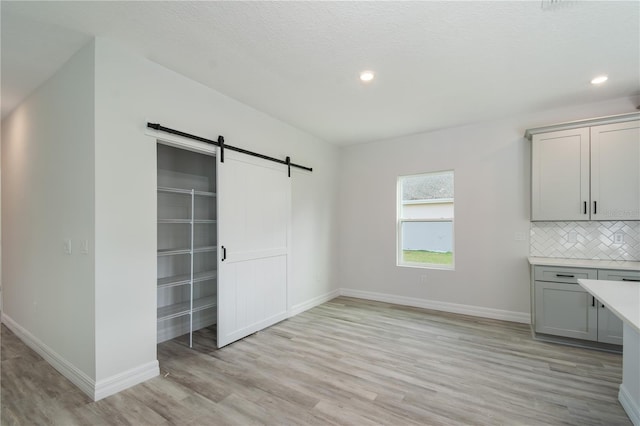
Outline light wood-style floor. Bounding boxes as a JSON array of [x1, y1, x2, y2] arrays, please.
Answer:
[[1, 297, 632, 425]]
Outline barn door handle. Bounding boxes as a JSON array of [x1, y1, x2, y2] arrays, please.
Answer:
[[221, 245, 226, 262], [622, 278, 640, 282]]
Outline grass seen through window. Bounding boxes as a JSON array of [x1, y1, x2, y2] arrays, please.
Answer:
[[402, 250, 453, 266]]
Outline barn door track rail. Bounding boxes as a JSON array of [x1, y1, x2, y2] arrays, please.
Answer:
[[147, 122, 313, 176]]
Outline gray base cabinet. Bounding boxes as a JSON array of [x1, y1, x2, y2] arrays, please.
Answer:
[[532, 265, 638, 346], [597, 306, 623, 345], [595, 269, 640, 345], [534, 280, 597, 340], [534, 266, 597, 340]]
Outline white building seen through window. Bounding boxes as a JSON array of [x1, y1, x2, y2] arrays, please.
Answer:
[[397, 170, 454, 269]]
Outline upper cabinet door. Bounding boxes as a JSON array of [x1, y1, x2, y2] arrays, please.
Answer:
[[532, 128, 590, 221], [590, 120, 640, 221]]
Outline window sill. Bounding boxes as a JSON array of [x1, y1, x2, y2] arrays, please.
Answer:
[[397, 262, 455, 271]]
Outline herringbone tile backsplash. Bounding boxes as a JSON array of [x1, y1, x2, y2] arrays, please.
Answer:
[[530, 221, 640, 261]]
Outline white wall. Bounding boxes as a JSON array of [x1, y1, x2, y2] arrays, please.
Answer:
[[1, 36, 339, 399], [1, 42, 96, 377], [290, 144, 340, 308], [338, 97, 638, 321], [0, 91, 2, 311], [92, 38, 340, 383], [4, 32, 634, 398]]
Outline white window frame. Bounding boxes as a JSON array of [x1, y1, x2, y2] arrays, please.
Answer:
[[397, 171, 455, 270]]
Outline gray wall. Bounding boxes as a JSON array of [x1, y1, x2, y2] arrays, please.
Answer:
[[2, 42, 96, 378], [338, 97, 637, 321]]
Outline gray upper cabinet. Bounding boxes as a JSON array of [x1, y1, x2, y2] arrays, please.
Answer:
[[531, 128, 590, 221], [528, 114, 640, 221], [590, 121, 640, 221]]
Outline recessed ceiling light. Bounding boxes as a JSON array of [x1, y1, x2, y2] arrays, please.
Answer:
[[360, 71, 375, 82], [590, 75, 608, 85]]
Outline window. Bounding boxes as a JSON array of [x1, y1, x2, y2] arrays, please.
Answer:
[[397, 171, 454, 269]]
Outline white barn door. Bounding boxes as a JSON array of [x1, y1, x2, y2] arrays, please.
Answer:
[[217, 150, 290, 347]]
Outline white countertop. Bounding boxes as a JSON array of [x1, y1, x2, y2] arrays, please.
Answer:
[[578, 279, 640, 334], [529, 256, 640, 271]]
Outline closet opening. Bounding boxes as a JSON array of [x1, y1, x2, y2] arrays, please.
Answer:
[[156, 143, 217, 347]]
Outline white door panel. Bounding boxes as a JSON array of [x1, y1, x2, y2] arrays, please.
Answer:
[[218, 255, 288, 345], [217, 150, 290, 347], [230, 248, 288, 263]]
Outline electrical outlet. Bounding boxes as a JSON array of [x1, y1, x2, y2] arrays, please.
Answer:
[[568, 231, 577, 243], [614, 232, 624, 244], [80, 239, 89, 254]]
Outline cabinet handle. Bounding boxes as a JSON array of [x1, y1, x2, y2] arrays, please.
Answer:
[[622, 278, 640, 282], [591, 296, 595, 307], [221, 245, 226, 262], [593, 201, 597, 215], [583, 201, 587, 214], [601, 303, 605, 308], [556, 274, 575, 278]]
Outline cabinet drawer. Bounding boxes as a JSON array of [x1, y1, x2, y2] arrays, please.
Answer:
[[598, 269, 640, 282], [534, 266, 596, 284]]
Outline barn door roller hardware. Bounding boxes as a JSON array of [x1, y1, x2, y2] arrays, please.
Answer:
[[147, 122, 313, 174]]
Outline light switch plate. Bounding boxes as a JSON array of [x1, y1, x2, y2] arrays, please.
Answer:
[[64, 239, 72, 255], [514, 232, 526, 241], [614, 232, 624, 244]]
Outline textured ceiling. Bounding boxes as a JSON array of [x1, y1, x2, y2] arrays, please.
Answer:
[[2, 1, 639, 145]]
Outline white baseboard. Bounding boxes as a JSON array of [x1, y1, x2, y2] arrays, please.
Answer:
[[289, 289, 340, 317], [339, 288, 530, 324], [1, 313, 96, 399], [619, 384, 640, 426], [2, 313, 159, 401], [94, 360, 159, 401]]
